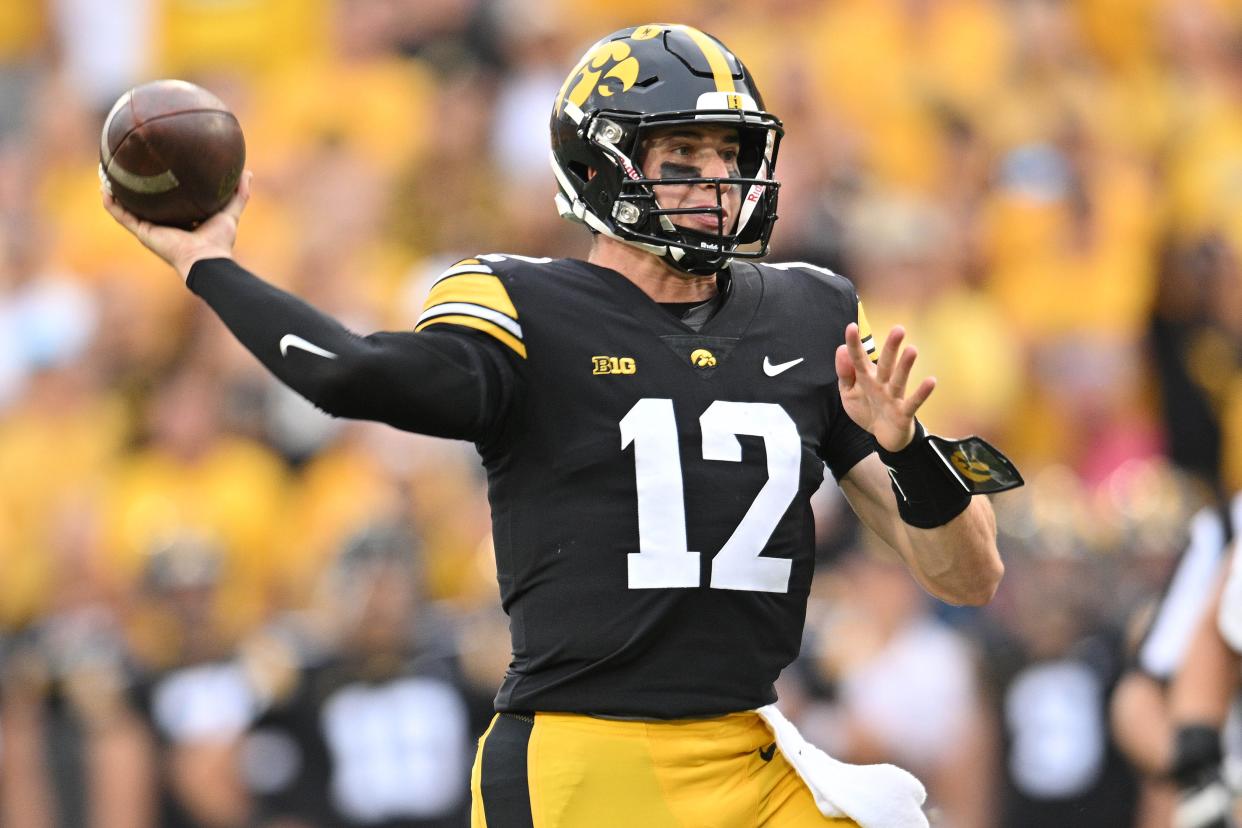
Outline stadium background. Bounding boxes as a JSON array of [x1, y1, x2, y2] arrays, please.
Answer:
[[0, 0, 1240, 825]]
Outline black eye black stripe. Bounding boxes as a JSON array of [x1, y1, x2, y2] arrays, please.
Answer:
[[660, 162, 700, 178]]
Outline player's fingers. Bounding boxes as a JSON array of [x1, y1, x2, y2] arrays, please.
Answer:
[[875, 326, 904, 384], [902, 377, 937, 416], [835, 343, 856, 391], [101, 189, 143, 235], [220, 170, 252, 223], [889, 344, 918, 396], [843, 323, 872, 374]]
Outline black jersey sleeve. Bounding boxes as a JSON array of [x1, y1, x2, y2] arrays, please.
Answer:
[[822, 399, 877, 481], [187, 257, 516, 441]]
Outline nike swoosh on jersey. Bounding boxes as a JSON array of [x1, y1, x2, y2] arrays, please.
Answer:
[[279, 334, 338, 359], [763, 356, 804, 376]]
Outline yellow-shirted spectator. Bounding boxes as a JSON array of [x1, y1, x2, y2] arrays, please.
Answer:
[[543, 0, 709, 47], [1165, 89, 1242, 248], [1075, 0, 1161, 75], [403, 444, 493, 603], [0, 0, 46, 63], [40, 160, 186, 296], [279, 425, 403, 604], [0, 374, 128, 626], [245, 54, 435, 182], [709, 0, 1010, 193], [796, 0, 943, 192], [282, 421, 492, 605], [863, 285, 1026, 448], [981, 145, 1159, 341], [915, 0, 1013, 115], [102, 366, 293, 629], [154, 0, 331, 79], [842, 194, 1026, 442]]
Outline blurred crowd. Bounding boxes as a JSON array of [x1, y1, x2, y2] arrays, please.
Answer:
[[0, 0, 1241, 826]]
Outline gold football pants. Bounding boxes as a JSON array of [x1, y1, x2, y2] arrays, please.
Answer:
[[471, 710, 860, 827]]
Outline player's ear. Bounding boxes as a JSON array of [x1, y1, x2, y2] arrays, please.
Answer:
[[587, 168, 596, 181]]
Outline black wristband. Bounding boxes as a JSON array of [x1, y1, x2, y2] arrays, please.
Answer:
[[877, 421, 972, 529], [1171, 724, 1224, 787]]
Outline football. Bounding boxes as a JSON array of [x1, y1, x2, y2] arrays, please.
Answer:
[[99, 79, 245, 229]]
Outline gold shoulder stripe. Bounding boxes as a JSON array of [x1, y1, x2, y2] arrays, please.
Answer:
[[674, 25, 736, 93], [430, 264, 494, 288], [423, 273, 517, 320], [856, 301, 878, 363], [417, 303, 522, 338], [415, 314, 527, 359]]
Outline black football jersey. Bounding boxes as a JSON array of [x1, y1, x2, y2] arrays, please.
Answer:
[[245, 650, 476, 828], [188, 254, 880, 719], [416, 256, 878, 717]]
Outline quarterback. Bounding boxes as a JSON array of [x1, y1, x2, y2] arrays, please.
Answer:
[[104, 23, 1018, 828]]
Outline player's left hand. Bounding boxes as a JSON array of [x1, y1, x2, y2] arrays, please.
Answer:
[[835, 323, 936, 452]]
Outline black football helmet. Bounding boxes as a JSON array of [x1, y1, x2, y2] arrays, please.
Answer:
[[550, 24, 783, 275]]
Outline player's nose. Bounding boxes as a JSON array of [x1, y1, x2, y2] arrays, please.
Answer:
[[698, 153, 735, 188]]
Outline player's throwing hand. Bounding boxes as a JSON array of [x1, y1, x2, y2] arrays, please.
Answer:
[[101, 169, 252, 281]]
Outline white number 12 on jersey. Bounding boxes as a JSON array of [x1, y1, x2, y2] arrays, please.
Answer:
[[619, 398, 801, 593]]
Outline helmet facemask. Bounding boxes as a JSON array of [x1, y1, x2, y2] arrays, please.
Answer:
[[555, 109, 782, 276]]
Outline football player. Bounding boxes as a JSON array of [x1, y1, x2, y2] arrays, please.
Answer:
[[240, 521, 481, 828], [1111, 492, 1239, 827], [1164, 493, 1242, 828], [103, 23, 1019, 828]]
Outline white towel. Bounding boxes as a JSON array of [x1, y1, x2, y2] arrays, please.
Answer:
[[756, 705, 929, 828]]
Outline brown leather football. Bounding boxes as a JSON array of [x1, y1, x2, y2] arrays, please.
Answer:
[[100, 79, 245, 229]]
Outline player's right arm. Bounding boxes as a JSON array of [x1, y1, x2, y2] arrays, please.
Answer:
[[1166, 563, 1238, 828], [102, 172, 514, 442]]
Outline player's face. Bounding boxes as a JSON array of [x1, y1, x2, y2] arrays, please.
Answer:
[[639, 125, 743, 236]]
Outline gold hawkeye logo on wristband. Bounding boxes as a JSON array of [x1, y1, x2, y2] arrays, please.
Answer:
[[928, 435, 1024, 494], [950, 450, 995, 483]]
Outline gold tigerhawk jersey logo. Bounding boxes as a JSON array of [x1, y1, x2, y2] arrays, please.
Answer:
[[951, 449, 995, 483], [592, 355, 637, 375], [690, 349, 717, 368]]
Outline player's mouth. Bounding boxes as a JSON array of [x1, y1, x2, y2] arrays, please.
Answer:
[[680, 206, 731, 232]]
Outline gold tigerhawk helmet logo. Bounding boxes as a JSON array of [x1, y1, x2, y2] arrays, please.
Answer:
[[559, 41, 641, 113], [690, 349, 717, 368]]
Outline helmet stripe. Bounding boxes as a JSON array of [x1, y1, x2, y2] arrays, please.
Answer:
[[673, 25, 736, 93]]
